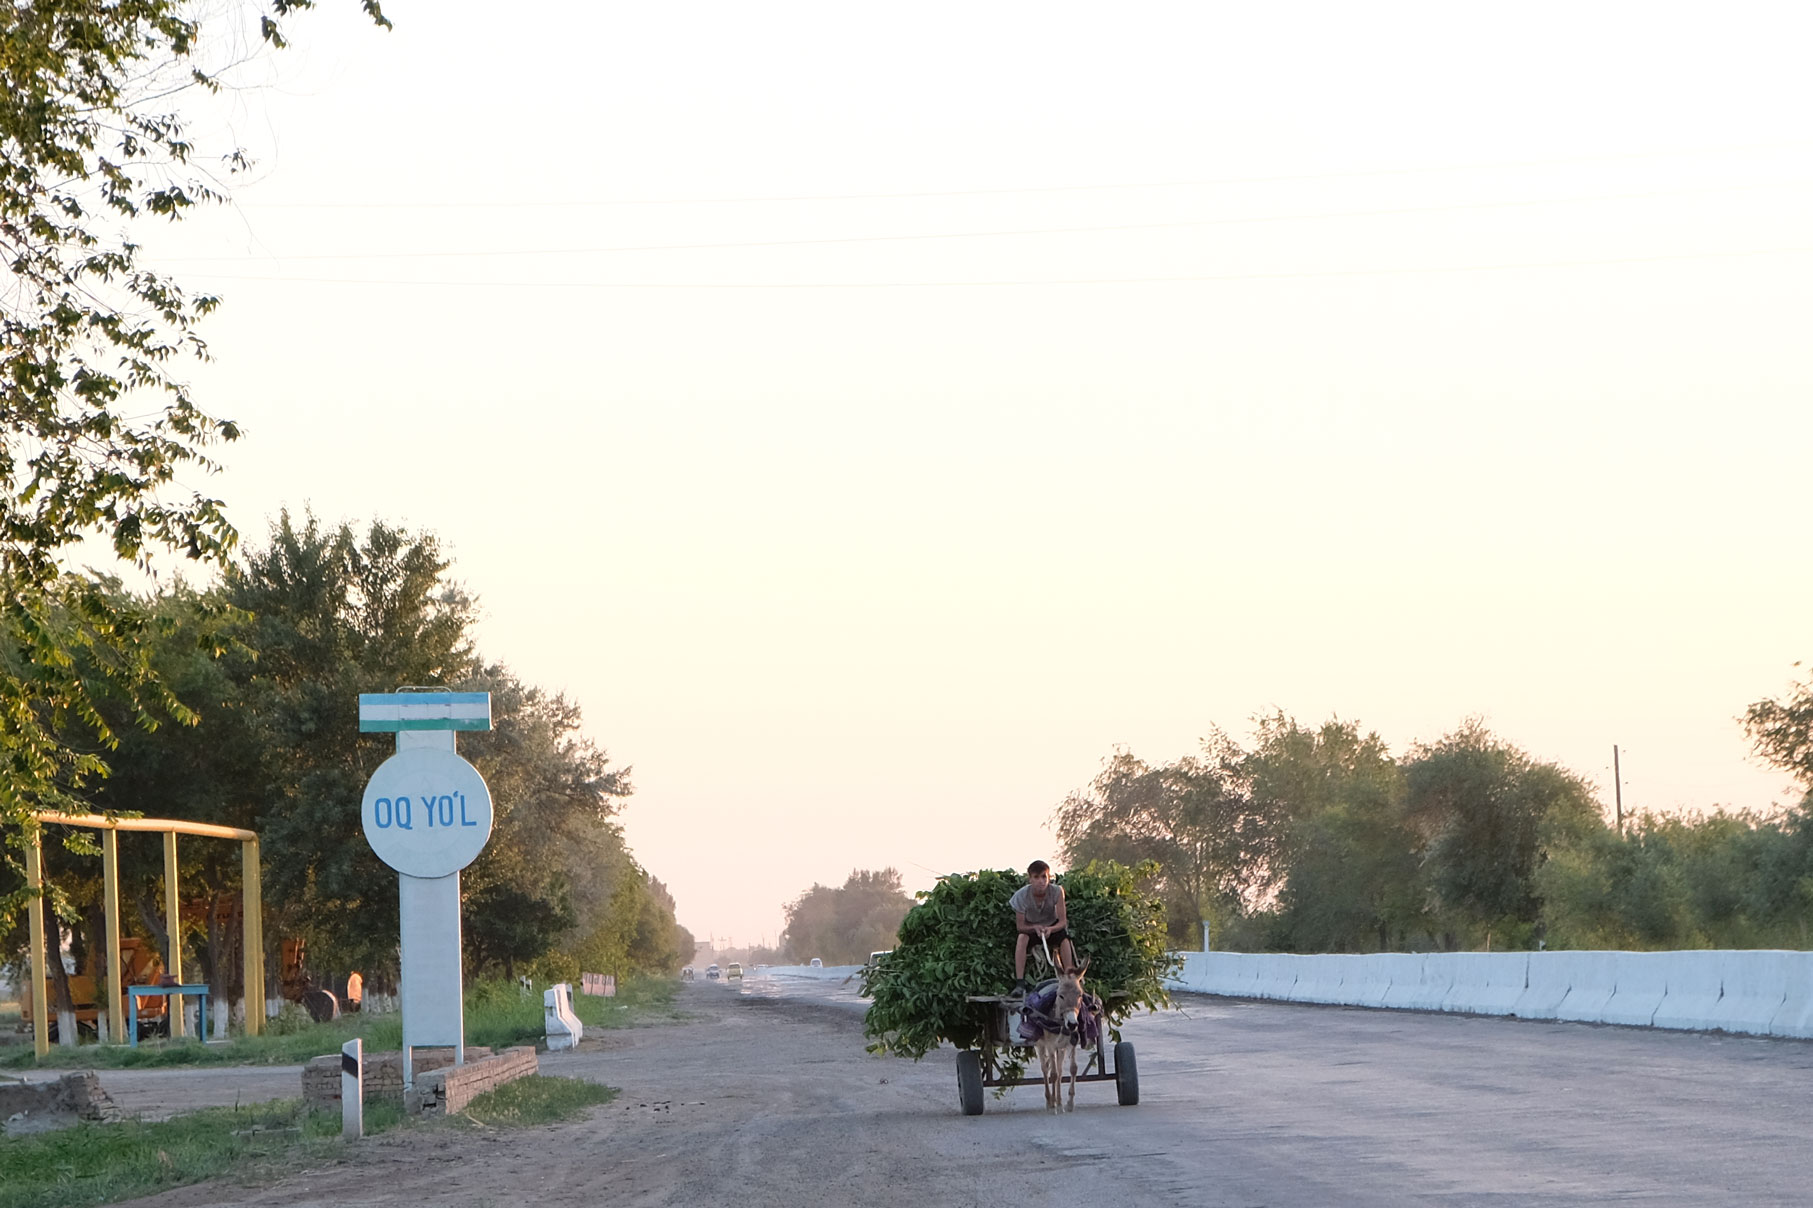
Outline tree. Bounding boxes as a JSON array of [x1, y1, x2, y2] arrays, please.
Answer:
[[780, 869, 916, 965], [214, 510, 476, 971], [1745, 666, 1813, 789], [1237, 714, 1422, 953], [1, 0, 392, 844], [459, 663, 642, 978], [1053, 741, 1267, 949], [1403, 720, 1601, 948]]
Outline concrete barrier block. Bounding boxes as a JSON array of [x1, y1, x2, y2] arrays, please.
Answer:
[[1599, 951, 1671, 1028], [1194, 952, 1257, 996], [1705, 950, 1793, 1036], [1251, 954, 1301, 1001], [1650, 950, 1726, 1032], [1342, 954, 1395, 1007], [1166, 951, 1208, 993], [1375, 954, 1429, 1010], [1438, 952, 1528, 1016], [1515, 951, 1597, 1020], [1400, 954, 1455, 1011], [1546, 951, 1618, 1023], [1289, 954, 1358, 1004], [543, 983, 582, 1051], [1764, 951, 1813, 1038], [1216, 953, 1263, 997]]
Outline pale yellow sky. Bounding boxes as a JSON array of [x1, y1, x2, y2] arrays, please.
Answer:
[[132, 0, 1813, 944]]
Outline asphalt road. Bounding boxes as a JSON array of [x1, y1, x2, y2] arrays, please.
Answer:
[[741, 968, 1813, 1206]]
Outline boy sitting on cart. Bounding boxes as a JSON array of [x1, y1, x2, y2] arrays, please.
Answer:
[[1010, 860, 1075, 996]]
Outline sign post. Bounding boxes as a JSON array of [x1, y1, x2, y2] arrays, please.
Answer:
[[342, 1037, 363, 1139], [358, 691, 493, 1089]]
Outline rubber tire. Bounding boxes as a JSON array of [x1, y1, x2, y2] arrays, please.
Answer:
[[957, 1050, 985, 1116], [1114, 1041, 1139, 1106]]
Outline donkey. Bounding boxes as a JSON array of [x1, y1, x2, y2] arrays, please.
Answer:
[[1032, 957, 1094, 1113]]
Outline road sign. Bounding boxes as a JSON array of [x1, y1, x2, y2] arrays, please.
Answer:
[[360, 747, 494, 879]]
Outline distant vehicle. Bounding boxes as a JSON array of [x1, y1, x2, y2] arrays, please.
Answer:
[[868, 950, 892, 967], [809, 957, 823, 968], [706, 964, 722, 981], [681, 966, 695, 981], [726, 962, 743, 979]]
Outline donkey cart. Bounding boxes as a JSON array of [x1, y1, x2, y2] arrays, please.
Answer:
[[954, 989, 1139, 1115]]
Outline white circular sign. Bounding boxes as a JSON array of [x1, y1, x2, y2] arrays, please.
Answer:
[[361, 748, 494, 878]]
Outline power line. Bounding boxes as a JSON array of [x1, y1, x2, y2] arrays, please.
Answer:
[[165, 177, 1813, 264], [182, 242, 1813, 290], [231, 139, 1813, 210]]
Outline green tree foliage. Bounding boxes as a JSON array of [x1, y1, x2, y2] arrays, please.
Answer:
[[1238, 714, 1424, 953], [212, 510, 475, 969], [1537, 805, 1813, 951], [33, 512, 677, 989], [780, 869, 916, 966], [1053, 741, 1266, 949], [1402, 721, 1601, 947], [457, 664, 638, 979], [1745, 666, 1813, 789], [561, 859, 693, 981], [861, 862, 1176, 1066], [0, 0, 388, 841], [1061, 713, 1627, 953]]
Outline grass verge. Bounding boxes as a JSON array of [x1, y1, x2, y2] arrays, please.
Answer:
[[0, 1098, 404, 1208], [2, 975, 681, 1070], [457, 1074, 616, 1127], [0, 1074, 616, 1208]]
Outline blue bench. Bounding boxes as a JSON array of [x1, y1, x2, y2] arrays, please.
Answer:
[[127, 983, 211, 1045]]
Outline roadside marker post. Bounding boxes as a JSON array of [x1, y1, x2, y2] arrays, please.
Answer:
[[342, 1038, 363, 1140], [358, 691, 494, 1089]]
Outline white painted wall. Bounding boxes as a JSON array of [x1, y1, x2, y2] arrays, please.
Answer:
[[1168, 949, 1813, 1038]]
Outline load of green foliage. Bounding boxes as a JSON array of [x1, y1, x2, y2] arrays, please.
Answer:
[[861, 860, 1178, 1061]]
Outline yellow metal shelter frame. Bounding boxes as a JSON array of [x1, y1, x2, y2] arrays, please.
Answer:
[[24, 813, 264, 1058]]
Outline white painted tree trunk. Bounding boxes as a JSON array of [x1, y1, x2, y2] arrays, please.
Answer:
[[57, 1010, 77, 1048]]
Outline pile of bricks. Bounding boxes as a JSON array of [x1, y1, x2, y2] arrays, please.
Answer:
[[405, 1046, 539, 1117], [301, 1046, 494, 1107], [0, 1071, 121, 1132]]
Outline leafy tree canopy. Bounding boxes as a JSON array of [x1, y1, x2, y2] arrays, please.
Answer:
[[1053, 739, 1264, 949], [0, 0, 388, 840], [1745, 665, 1813, 790], [780, 868, 915, 966]]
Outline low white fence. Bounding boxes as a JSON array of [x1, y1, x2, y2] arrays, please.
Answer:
[[762, 963, 863, 980], [1168, 949, 1813, 1038]]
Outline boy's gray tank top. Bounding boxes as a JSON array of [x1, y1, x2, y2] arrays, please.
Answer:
[[1009, 883, 1062, 926]]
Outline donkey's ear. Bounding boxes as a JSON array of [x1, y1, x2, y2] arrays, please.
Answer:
[[1076, 957, 1090, 975]]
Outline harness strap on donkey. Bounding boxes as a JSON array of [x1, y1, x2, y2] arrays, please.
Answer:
[[1017, 986, 1103, 1047]]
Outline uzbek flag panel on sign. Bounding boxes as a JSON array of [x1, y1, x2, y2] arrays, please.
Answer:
[[357, 692, 492, 732]]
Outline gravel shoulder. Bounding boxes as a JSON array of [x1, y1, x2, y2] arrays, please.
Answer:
[[110, 982, 1141, 1208]]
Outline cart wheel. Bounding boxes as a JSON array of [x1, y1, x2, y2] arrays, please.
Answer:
[[957, 1050, 985, 1116], [1114, 1041, 1139, 1106]]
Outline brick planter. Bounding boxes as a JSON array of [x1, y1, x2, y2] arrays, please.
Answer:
[[405, 1046, 539, 1117], [301, 1046, 493, 1107]]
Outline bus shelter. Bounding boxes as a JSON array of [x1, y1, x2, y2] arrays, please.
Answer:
[[23, 813, 265, 1057]]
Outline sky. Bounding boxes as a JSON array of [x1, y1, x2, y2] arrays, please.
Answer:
[[114, 1, 1813, 946]]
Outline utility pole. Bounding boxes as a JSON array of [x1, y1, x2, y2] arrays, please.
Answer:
[[1613, 744, 1623, 834]]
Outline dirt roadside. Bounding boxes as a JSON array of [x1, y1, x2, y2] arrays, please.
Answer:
[[110, 983, 1139, 1208], [9, 1063, 303, 1123]]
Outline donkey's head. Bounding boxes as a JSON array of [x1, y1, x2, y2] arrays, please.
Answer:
[[1055, 956, 1090, 1033]]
